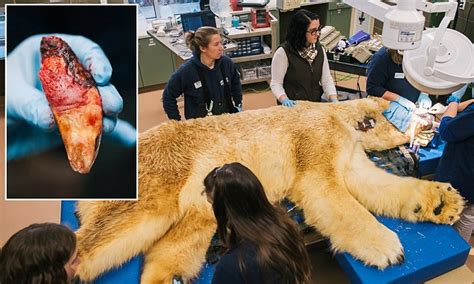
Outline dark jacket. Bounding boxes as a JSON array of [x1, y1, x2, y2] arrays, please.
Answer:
[[163, 53, 242, 120], [281, 42, 324, 102], [435, 103, 474, 203], [212, 242, 283, 284], [366, 47, 420, 103]]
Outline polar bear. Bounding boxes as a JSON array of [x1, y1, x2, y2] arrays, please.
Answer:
[[75, 98, 464, 283]]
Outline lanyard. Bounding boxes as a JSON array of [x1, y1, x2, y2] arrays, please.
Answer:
[[193, 61, 231, 116], [205, 100, 214, 116]]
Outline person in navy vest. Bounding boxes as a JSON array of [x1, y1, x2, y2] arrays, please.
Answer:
[[366, 48, 435, 132], [163, 27, 242, 120], [367, 48, 423, 108], [434, 92, 474, 242], [271, 9, 338, 108]]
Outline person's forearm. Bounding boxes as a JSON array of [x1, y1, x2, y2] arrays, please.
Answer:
[[278, 94, 288, 103], [381, 91, 400, 102], [270, 47, 289, 102], [458, 99, 474, 112], [442, 102, 459, 119]]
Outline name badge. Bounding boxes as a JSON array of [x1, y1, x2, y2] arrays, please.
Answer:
[[194, 81, 202, 89], [394, 73, 405, 79]]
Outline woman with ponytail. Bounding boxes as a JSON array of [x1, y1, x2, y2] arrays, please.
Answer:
[[163, 27, 242, 121]]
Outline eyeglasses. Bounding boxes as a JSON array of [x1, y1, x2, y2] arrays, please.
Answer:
[[307, 26, 323, 35]]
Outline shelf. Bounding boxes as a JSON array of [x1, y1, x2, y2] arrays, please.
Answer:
[[232, 53, 272, 63], [300, 0, 331, 7], [226, 26, 272, 39], [241, 77, 270, 85]]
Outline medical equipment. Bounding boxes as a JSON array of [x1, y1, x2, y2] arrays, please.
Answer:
[[344, 0, 474, 95]]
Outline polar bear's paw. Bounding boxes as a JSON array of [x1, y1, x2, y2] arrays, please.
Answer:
[[334, 225, 404, 269], [409, 182, 465, 224]]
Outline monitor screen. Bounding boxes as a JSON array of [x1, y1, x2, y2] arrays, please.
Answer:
[[181, 10, 216, 33]]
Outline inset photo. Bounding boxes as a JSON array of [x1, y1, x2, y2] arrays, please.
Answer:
[[6, 4, 137, 199]]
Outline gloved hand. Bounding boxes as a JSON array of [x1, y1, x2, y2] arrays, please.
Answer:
[[383, 101, 414, 132], [7, 34, 133, 161], [329, 95, 339, 103], [281, 98, 296, 108], [416, 93, 432, 110], [395, 95, 416, 112], [447, 84, 469, 104]]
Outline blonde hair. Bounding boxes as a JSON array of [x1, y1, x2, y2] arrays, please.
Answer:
[[388, 49, 403, 65], [184, 26, 219, 52]]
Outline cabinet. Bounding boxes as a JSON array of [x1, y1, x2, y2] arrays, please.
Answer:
[[327, 2, 352, 38], [455, 0, 474, 42], [138, 64, 144, 88], [138, 37, 175, 87]]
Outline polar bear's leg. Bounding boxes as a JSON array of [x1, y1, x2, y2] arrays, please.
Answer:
[[344, 142, 464, 224], [140, 207, 216, 283], [76, 206, 177, 281], [291, 172, 404, 269]]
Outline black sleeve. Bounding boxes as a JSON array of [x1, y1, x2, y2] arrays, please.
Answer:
[[162, 71, 183, 121], [229, 61, 242, 106], [438, 109, 474, 142], [366, 51, 390, 98]]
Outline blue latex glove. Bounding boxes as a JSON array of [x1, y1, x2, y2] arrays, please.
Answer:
[[395, 95, 416, 112], [7, 34, 134, 161], [329, 96, 339, 103], [447, 84, 469, 104], [383, 101, 414, 132], [281, 98, 296, 108], [416, 93, 432, 110]]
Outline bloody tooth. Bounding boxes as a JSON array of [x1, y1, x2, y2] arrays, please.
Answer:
[[39, 36, 103, 174]]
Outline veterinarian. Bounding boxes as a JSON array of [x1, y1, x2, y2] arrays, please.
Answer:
[[270, 9, 338, 107], [0, 223, 80, 283], [203, 163, 311, 283], [434, 93, 474, 242], [163, 27, 243, 120], [366, 48, 436, 132]]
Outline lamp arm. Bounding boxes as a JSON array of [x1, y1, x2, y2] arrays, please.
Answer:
[[418, 0, 458, 75], [343, 0, 390, 22], [416, 0, 457, 18]]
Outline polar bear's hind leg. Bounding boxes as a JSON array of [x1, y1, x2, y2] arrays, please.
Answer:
[[140, 207, 216, 283]]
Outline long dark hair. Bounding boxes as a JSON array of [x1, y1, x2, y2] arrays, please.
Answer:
[[0, 223, 76, 284], [286, 9, 320, 51], [204, 163, 311, 283]]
